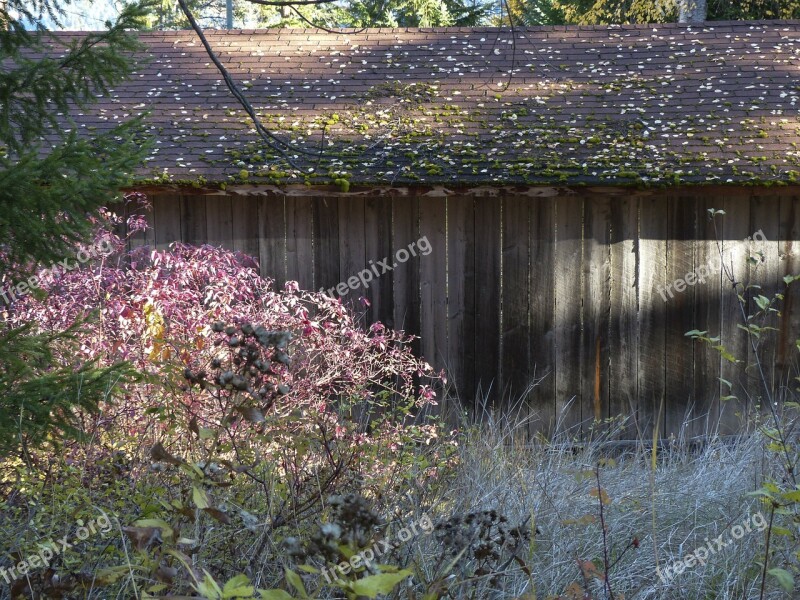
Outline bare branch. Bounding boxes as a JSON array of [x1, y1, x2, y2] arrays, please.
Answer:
[[176, 0, 329, 169], [288, 5, 366, 34]]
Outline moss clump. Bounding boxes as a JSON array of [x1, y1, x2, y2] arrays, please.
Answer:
[[365, 82, 438, 104]]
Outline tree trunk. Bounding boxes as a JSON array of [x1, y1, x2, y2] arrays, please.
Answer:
[[679, 0, 707, 23]]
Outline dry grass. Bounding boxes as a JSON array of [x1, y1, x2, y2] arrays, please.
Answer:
[[1, 397, 794, 599], [403, 400, 794, 600]]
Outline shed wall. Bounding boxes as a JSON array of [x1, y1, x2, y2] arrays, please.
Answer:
[[129, 187, 800, 438]]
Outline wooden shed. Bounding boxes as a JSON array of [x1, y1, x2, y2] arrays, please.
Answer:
[[78, 21, 800, 438]]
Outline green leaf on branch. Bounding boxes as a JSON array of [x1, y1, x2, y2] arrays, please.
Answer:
[[133, 518, 174, 540], [222, 574, 255, 598], [284, 568, 308, 599], [768, 568, 794, 592], [685, 329, 708, 338], [349, 571, 413, 598], [192, 485, 210, 509], [260, 591, 294, 600], [712, 345, 738, 363], [784, 274, 800, 285], [737, 324, 762, 339], [196, 570, 224, 599]]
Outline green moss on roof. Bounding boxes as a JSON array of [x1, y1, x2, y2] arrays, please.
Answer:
[[54, 22, 800, 187]]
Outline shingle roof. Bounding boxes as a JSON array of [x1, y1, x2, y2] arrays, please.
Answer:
[[59, 22, 800, 186]]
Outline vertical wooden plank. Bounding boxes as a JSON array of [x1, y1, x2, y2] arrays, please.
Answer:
[[205, 195, 233, 250], [419, 198, 448, 380], [447, 195, 475, 407], [258, 196, 286, 290], [778, 194, 800, 394], [125, 194, 156, 251], [664, 195, 696, 438], [393, 196, 421, 356], [582, 196, 611, 436], [231, 196, 260, 262], [473, 196, 502, 408], [609, 194, 639, 438], [181, 195, 207, 246], [638, 196, 668, 440], [749, 194, 781, 412], [338, 196, 367, 317], [501, 196, 531, 416], [285, 197, 314, 291], [529, 197, 556, 436], [554, 196, 583, 436], [719, 195, 751, 434], [153, 195, 182, 250], [313, 197, 340, 297], [364, 197, 394, 326], [692, 197, 723, 438]]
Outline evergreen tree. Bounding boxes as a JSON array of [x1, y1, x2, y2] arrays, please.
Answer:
[[500, 0, 566, 25], [0, 0, 148, 457], [552, 0, 676, 24], [708, 0, 800, 20], [338, 0, 490, 27], [530, 0, 800, 24], [143, 0, 253, 29], [138, 0, 491, 29]]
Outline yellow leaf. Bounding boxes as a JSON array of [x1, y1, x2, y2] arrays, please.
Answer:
[[561, 581, 585, 599], [589, 487, 612, 505], [94, 565, 131, 585], [561, 514, 596, 526]]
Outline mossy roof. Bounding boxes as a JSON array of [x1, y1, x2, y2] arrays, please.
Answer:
[[57, 22, 800, 187]]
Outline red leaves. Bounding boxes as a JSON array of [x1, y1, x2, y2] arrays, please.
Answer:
[[577, 559, 605, 582], [202, 508, 232, 524], [122, 525, 163, 551], [8, 206, 445, 488]]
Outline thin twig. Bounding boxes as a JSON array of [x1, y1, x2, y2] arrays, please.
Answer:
[[758, 503, 776, 600], [288, 5, 366, 34], [177, 0, 326, 169], [596, 463, 615, 600], [710, 215, 797, 486], [497, 0, 517, 93]]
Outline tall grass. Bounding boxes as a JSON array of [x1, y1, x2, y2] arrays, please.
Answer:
[[406, 398, 792, 599]]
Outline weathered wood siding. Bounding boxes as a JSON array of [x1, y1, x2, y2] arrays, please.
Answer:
[[129, 186, 800, 438]]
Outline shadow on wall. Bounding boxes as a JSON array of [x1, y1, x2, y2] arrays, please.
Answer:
[[124, 186, 800, 440]]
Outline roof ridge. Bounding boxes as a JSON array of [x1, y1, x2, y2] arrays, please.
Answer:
[[51, 20, 800, 36]]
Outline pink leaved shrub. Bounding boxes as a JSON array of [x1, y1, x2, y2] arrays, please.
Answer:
[[7, 196, 448, 490]]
